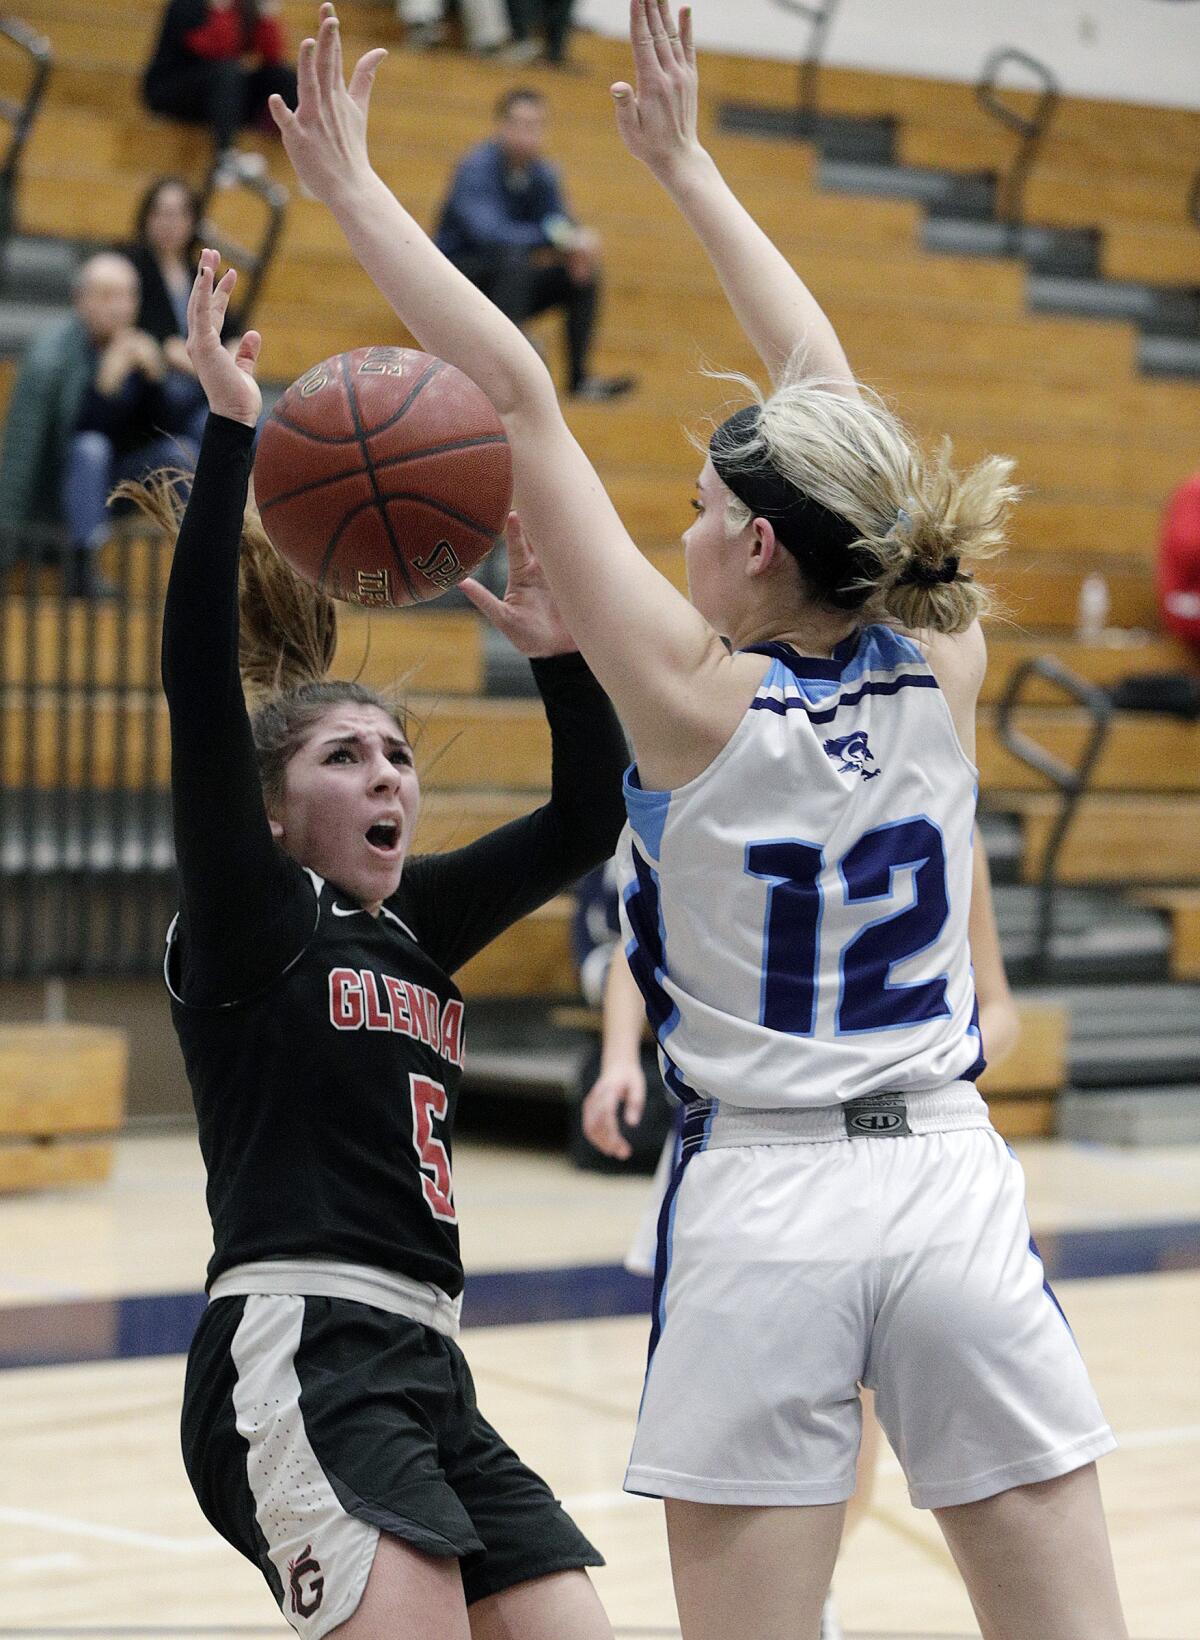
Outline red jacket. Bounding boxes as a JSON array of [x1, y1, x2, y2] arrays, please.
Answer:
[[1158, 473, 1200, 651], [183, 3, 285, 64]]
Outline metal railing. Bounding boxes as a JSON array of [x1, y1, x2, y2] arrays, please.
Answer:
[[767, 0, 842, 127], [197, 170, 288, 333], [975, 48, 1060, 228], [995, 656, 1112, 980], [1, 530, 174, 981], [0, 16, 52, 254]]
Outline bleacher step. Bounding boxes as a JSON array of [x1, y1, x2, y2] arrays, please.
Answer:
[[993, 886, 1170, 984], [0, 234, 79, 305], [1139, 332, 1200, 381], [1027, 273, 1200, 336], [1058, 1085, 1200, 1145], [820, 157, 996, 218], [921, 216, 1101, 277], [718, 103, 897, 164]]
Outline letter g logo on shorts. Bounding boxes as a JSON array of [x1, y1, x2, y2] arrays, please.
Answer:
[[288, 1545, 324, 1618]]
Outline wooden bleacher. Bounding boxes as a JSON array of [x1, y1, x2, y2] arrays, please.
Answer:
[[3, 0, 1200, 1129]]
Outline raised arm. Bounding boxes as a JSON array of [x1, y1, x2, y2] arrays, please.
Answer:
[[162, 254, 311, 1002], [612, 0, 857, 393], [270, 5, 757, 790]]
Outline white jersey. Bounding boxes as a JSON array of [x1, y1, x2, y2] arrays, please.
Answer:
[[617, 625, 982, 1110]]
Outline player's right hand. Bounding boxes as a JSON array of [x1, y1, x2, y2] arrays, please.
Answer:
[[269, 4, 386, 207], [186, 249, 262, 429], [582, 1062, 647, 1161]]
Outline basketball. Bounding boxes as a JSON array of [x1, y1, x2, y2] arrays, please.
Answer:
[[252, 346, 513, 607]]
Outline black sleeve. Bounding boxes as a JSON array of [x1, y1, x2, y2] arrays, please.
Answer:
[[400, 652, 628, 976], [162, 413, 312, 1005]]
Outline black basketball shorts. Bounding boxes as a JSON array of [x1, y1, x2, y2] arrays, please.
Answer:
[[181, 1294, 603, 1637]]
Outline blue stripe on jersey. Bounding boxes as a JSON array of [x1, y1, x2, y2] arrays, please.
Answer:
[[750, 671, 939, 724], [962, 989, 987, 1083], [623, 766, 672, 857], [623, 853, 700, 1106], [743, 625, 924, 688]]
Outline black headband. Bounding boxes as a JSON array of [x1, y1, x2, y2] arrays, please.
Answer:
[[709, 407, 871, 609]]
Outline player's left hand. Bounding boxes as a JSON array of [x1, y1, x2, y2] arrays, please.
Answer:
[[269, 4, 386, 206], [612, 0, 702, 184], [459, 513, 577, 657]]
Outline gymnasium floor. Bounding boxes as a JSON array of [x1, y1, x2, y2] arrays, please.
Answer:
[[1, 1128, 1197, 1638]]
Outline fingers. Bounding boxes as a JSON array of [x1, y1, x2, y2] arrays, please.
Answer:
[[348, 46, 388, 110], [611, 80, 640, 146], [295, 32, 320, 120], [630, 0, 659, 76], [458, 577, 508, 629], [503, 510, 535, 569], [315, 11, 339, 106], [655, 0, 686, 68], [235, 330, 262, 377], [680, 4, 695, 66], [646, 0, 677, 73], [267, 90, 294, 137], [582, 1086, 631, 1159], [625, 1077, 646, 1130], [209, 264, 237, 328], [188, 249, 220, 335]]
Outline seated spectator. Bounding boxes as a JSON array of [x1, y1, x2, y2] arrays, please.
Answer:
[[395, 0, 522, 56], [435, 87, 635, 401], [125, 177, 214, 438], [0, 254, 205, 599], [1158, 471, 1200, 660], [142, 0, 298, 182]]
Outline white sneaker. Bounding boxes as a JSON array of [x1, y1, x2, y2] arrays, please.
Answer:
[[819, 1593, 844, 1640]]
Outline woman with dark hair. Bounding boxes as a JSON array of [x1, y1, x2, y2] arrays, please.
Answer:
[[142, 0, 299, 179], [118, 248, 624, 1639], [125, 177, 210, 448]]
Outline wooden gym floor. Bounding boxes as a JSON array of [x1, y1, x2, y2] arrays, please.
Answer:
[[0, 1128, 1197, 1638]]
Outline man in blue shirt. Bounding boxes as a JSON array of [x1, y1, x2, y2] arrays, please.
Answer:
[[435, 87, 634, 401]]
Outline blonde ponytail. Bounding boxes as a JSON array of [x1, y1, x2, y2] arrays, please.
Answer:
[[704, 366, 1019, 635]]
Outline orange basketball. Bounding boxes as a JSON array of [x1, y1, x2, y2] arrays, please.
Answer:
[[252, 346, 513, 607]]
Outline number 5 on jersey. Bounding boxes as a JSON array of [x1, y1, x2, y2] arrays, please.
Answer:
[[410, 1074, 456, 1222]]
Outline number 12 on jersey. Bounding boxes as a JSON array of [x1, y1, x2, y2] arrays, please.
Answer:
[[746, 816, 951, 1036], [410, 1074, 456, 1222]]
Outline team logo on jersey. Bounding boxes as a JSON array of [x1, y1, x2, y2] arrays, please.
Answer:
[[823, 730, 881, 780], [843, 1094, 911, 1138], [288, 1545, 324, 1618]]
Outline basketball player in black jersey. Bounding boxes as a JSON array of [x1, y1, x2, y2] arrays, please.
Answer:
[[132, 251, 626, 1638]]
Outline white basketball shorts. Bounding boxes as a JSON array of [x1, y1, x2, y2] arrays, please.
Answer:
[[625, 1085, 1116, 1510]]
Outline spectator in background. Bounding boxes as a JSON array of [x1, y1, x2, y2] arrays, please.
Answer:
[[125, 177, 216, 445], [507, 0, 578, 67], [394, 0, 523, 56], [435, 87, 635, 401], [1158, 471, 1200, 660], [142, 0, 298, 183], [0, 254, 204, 598]]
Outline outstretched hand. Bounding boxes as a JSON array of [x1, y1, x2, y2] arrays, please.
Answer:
[[612, 0, 702, 181], [269, 3, 386, 206], [459, 513, 577, 658], [186, 249, 261, 427]]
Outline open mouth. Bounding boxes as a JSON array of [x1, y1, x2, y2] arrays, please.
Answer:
[[364, 820, 401, 855]]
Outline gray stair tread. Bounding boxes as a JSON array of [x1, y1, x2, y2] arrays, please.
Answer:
[[1140, 332, 1200, 379], [0, 297, 72, 354], [1058, 1086, 1200, 1144]]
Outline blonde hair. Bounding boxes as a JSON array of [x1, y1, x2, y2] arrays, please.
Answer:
[[115, 467, 408, 808], [706, 367, 1018, 635]]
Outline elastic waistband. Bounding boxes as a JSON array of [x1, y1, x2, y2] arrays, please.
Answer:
[[704, 1081, 990, 1149], [208, 1258, 463, 1338]]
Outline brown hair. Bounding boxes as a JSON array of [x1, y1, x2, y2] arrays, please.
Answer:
[[115, 467, 409, 809]]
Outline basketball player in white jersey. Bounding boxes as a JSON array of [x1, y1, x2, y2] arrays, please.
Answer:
[[273, 4, 1129, 1636]]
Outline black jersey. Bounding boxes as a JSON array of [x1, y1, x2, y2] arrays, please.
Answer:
[[163, 415, 628, 1299]]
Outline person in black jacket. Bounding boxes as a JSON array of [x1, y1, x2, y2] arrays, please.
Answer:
[[142, 0, 298, 178], [119, 248, 623, 1639], [125, 177, 211, 448]]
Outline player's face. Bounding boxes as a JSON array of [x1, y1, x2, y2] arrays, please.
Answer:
[[270, 705, 421, 912], [682, 460, 748, 632]]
